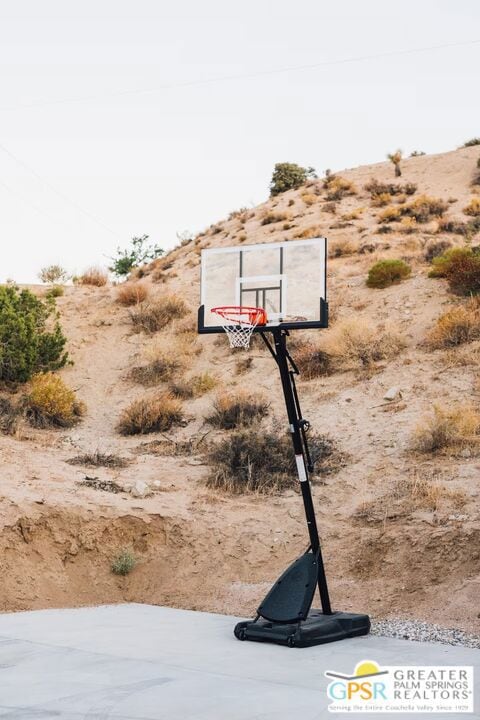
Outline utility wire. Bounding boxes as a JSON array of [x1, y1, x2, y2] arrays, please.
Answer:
[[0, 141, 121, 238], [0, 38, 479, 111], [0, 176, 81, 233]]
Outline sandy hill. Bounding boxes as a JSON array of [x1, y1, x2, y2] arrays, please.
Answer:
[[1, 146, 480, 632]]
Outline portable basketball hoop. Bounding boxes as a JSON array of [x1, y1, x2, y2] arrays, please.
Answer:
[[212, 306, 267, 349], [198, 239, 370, 647]]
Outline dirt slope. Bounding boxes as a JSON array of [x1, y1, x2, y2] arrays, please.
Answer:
[[1, 146, 480, 632]]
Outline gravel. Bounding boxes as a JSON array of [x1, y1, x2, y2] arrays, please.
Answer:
[[371, 618, 480, 650]]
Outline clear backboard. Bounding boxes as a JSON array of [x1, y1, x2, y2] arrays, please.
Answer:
[[198, 238, 328, 333]]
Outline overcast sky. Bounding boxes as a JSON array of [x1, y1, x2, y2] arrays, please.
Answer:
[[0, 0, 479, 283]]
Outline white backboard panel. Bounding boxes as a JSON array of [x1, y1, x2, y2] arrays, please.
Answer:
[[199, 238, 327, 331]]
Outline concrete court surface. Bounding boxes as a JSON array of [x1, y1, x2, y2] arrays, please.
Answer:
[[0, 603, 478, 719]]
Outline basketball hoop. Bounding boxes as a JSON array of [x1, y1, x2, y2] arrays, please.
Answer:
[[212, 306, 267, 349]]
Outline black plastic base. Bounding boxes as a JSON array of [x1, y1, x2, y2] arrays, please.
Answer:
[[234, 610, 370, 648]]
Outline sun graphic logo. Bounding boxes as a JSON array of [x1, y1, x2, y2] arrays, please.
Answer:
[[325, 659, 389, 704]]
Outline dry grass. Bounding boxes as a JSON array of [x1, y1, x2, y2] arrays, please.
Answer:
[[424, 239, 452, 263], [66, 451, 129, 468], [413, 403, 480, 453], [76, 267, 108, 287], [0, 396, 22, 435], [295, 225, 322, 239], [328, 237, 358, 258], [261, 211, 288, 226], [355, 470, 466, 522], [129, 294, 188, 332], [26, 373, 85, 428], [116, 283, 149, 306], [342, 207, 364, 220], [323, 175, 356, 201], [129, 355, 181, 385], [169, 372, 217, 399], [117, 392, 185, 435], [296, 319, 405, 378], [206, 391, 269, 429], [205, 428, 339, 494], [426, 300, 480, 349], [301, 192, 317, 206], [464, 198, 480, 217]]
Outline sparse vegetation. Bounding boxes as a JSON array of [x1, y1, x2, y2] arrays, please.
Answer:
[[269, 162, 316, 196], [38, 265, 68, 285], [129, 352, 181, 385], [205, 427, 339, 493], [295, 225, 322, 239], [111, 550, 136, 576], [109, 235, 163, 277], [117, 393, 185, 435], [45, 285, 64, 299], [261, 211, 288, 226], [169, 372, 216, 399], [366, 259, 411, 288], [26, 372, 85, 428], [323, 174, 356, 201], [413, 403, 480, 453], [328, 238, 358, 258], [463, 138, 480, 147], [76, 267, 108, 287], [463, 198, 480, 217], [67, 451, 129, 468], [206, 392, 269, 430], [424, 239, 452, 263], [365, 179, 417, 199], [116, 283, 149, 306], [0, 396, 22, 435], [387, 149, 402, 177], [426, 300, 480, 349], [129, 295, 188, 332], [301, 192, 317, 206], [0, 286, 69, 384]]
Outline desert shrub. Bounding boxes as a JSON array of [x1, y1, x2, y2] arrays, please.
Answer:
[[301, 192, 317, 206], [328, 238, 358, 258], [205, 428, 338, 493], [296, 344, 332, 379], [67, 451, 129, 468], [45, 285, 64, 299], [438, 218, 470, 236], [366, 259, 411, 288], [169, 372, 216, 399], [430, 247, 480, 294], [410, 150, 426, 157], [116, 283, 149, 306], [26, 372, 85, 428], [365, 179, 417, 198], [398, 217, 417, 234], [206, 392, 269, 429], [129, 295, 188, 332], [413, 403, 480, 453], [111, 550, 136, 576], [424, 239, 452, 263], [129, 354, 180, 386], [76, 267, 108, 287], [463, 198, 480, 217], [0, 286, 69, 384], [38, 265, 68, 284], [342, 207, 364, 221], [371, 192, 393, 207], [269, 162, 316, 196], [323, 174, 356, 201], [117, 393, 185, 435], [426, 301, 480, 349], [463, 138, 480, 147], [295, 225, 322, 239], [403, 195, 448, 222], [387, 149, 402, 177], [322, 201, 337, 214], [0, 396, 22, 435], [109, 235, 163, 277], [261, 211, 288, 226], [378, 205, 403, 223]]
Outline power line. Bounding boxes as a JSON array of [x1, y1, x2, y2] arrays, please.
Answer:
[[0, 176, 80, 232], [0, 38, 478, 112], [0, 141, 121, 238]]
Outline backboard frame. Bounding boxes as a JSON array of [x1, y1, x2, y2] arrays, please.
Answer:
[[198, 237, 328, 334]]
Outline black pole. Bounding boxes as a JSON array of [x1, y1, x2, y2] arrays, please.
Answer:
[[271, 329, 332, 615]]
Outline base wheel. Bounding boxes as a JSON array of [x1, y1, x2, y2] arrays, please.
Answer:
[[287, 635, 296, 647]]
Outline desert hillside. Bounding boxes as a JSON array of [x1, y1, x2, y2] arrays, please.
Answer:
[[2, 146, 480, 633]]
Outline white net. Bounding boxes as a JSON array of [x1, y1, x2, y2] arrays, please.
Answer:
[[220, 320, 258, 349], [213, 307, 263, 349]]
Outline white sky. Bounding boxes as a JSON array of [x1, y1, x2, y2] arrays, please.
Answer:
[[0, 0, 479, 282]]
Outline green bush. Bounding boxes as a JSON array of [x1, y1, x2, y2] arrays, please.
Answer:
[[429, 247, 480, 295], [0, 286, 69, 383], [111, 550, 136, 575], [366, 260, 411, 288], [269, 163, 316, 196], [109, 235, 163, 277]]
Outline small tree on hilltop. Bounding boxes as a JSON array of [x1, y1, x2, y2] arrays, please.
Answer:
[[109, 235, 163, 278], [269, 163, 317, 196], [38, 265, 68, 285], [387, 150, 403, 177]]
